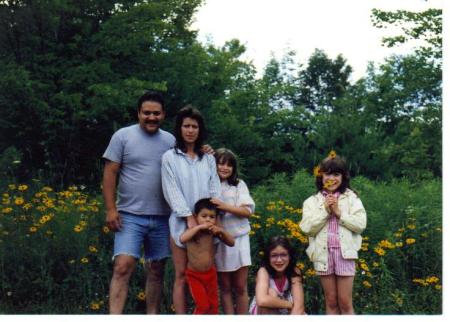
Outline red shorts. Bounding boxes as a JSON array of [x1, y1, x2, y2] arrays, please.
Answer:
[[185, 266, 219, 314]]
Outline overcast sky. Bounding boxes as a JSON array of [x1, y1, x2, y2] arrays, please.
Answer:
[[192, 0, 443, 81]]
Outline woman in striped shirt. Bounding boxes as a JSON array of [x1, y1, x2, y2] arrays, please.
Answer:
[[161, 106, 221, 314]]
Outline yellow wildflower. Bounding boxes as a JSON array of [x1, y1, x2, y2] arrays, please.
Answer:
[[313, 166, 322, 177], [407, 224, 416, 230], [8, 184, 16, 190], [328, 150, 337, 159], [14, 197, 25, 206], [426, 276, 439, 284], [305, 268, 316, 277], [102, 226, 110, 234], [89, 246, 98, 253], [18, 184, 28, 191], [90, 302, 100, 310], [23, 203, 33, 210], [405, 238, 416, 245], [29, 227, 37, 233], [362, 280, 372, 288], [74, 225, 83, 233], [296, 262, 305, 270], [360, 263, 370, 271], [435, 285, 442, 290], [373, 262, 379, 267], [42, 186, 53, 192], [374, 247, 386, 256], [80, 257, 89, 264], [395, 242, 403, 248], [2, 207, 13, 214], [137, 291, 146, 301], [79, 220, 87, 226]]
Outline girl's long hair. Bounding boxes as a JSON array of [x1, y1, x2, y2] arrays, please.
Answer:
[[215, 148, 239, 186], [262, 236, 301, 290]]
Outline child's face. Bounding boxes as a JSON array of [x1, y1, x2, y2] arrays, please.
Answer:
[[322, 172, 343, 192], [269, 245, 290, 274], [217, 161, 233, 181], [196, 208, 217, 225]]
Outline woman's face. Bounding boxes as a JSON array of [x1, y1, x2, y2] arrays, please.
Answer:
[[217, 160, 233, 181], [181, 117, 199, 144], [269, 245, 290, 275]]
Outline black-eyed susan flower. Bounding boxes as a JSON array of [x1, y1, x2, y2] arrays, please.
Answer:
[[14, 197, 24, 206], [362, 280, 372, 288], [18, 184, 28, 191], [137, 291, 146, 301], [74, 225, 83, 233], [90, 302, 100, 310], [80, 257, 89, 264], [374, 247, 386, 256], [313, 166, 322, 177], [102, 226, 110, 234], [328, 150, 337, 159], [29, 227, 37, 233], [89, 246, 98, 253], [406, 238, 416, 245]]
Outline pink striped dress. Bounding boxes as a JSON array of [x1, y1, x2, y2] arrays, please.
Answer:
[[317, 191, 355, 276]]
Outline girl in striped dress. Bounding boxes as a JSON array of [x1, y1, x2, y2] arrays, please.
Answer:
[[210, 148, 255, 314], [300, 154, 366, 314]]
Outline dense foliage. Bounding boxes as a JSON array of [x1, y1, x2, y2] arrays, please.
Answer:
[[0, 173, 441, 313], [0, 1, 442, 186]]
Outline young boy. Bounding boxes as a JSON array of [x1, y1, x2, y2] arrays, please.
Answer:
[[180, 198, 235, 314]]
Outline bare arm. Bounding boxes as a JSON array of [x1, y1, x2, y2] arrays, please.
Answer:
[[290, 269, 305, 314], [210, 198, 252, 218], [102, 160, 121, 231], [255, 268, 293, 310], [180, 224, 211, 243], [209, 225, 235, 246]]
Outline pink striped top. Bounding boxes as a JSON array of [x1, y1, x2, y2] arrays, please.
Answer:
[[322, 191, 340, 248]]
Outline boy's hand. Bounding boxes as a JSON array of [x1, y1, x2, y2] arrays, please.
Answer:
[[209, 225, 223, 237], [199, 222, 214, 230]]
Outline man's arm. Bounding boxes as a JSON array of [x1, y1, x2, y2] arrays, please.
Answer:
[[102, 160, 121, 231]]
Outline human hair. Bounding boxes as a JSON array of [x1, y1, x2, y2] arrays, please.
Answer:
[[174, 105, 207, 159], [194, 198, 217, 216], [262, 236, 301, 290], [215, 148, 239, 186], [315, 155, 351, 193], [137, 91, 165, 112]]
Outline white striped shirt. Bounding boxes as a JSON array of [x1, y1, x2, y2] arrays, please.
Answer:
[[161, 148, 221, 246]]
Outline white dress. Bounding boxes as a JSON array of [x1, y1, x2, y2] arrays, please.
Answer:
[[215, 180, 255, 272]]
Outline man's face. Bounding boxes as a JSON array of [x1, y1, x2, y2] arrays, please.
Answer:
[[138, 101, 165, 134]]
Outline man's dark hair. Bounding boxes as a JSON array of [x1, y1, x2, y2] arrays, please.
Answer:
[[174, 105, 207, 159], [137, 91, 165, 112], [194, 198, 217, 216]]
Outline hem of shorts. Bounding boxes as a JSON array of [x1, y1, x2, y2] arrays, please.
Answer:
[[216, 263, 251, 273], [316, 272, 356, 276], [111, 253, 140, 261], [144, 255, 171, 262]]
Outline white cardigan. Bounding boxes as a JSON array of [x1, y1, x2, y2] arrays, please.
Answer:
[[299, 189, 367, 272]]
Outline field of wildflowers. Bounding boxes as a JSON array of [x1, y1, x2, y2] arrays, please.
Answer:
[[0, 171, 442, 314]]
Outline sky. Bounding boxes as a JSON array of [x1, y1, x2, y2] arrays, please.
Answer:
[[192, 0, 443, 81]]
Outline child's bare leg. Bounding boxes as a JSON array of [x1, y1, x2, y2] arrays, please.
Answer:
[[336, 276, 354, 314], [219, 272, 234, 314], [320, 275, 340, 314], [232, 267, 249, 314]]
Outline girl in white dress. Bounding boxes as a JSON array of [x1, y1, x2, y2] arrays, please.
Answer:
[[210, 148, 255, 314]]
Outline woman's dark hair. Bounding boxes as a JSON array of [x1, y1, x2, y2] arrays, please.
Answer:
[[137, 91, 165, 112], [174, 105, 207, 159], [262, 236, 301, 290], [315, 155, 351, 193], [215, 148, 239, 186]]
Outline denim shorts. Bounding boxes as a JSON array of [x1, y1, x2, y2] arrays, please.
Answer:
[[113, 212, 170, 262]]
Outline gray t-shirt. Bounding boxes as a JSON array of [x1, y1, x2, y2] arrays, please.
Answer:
[[103, 124, 175, 215]]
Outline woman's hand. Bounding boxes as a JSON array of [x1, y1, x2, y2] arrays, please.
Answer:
[[210, 198, 226, 210]]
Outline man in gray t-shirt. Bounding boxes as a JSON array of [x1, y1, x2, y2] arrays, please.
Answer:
[[102, 92, 175, 314]]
